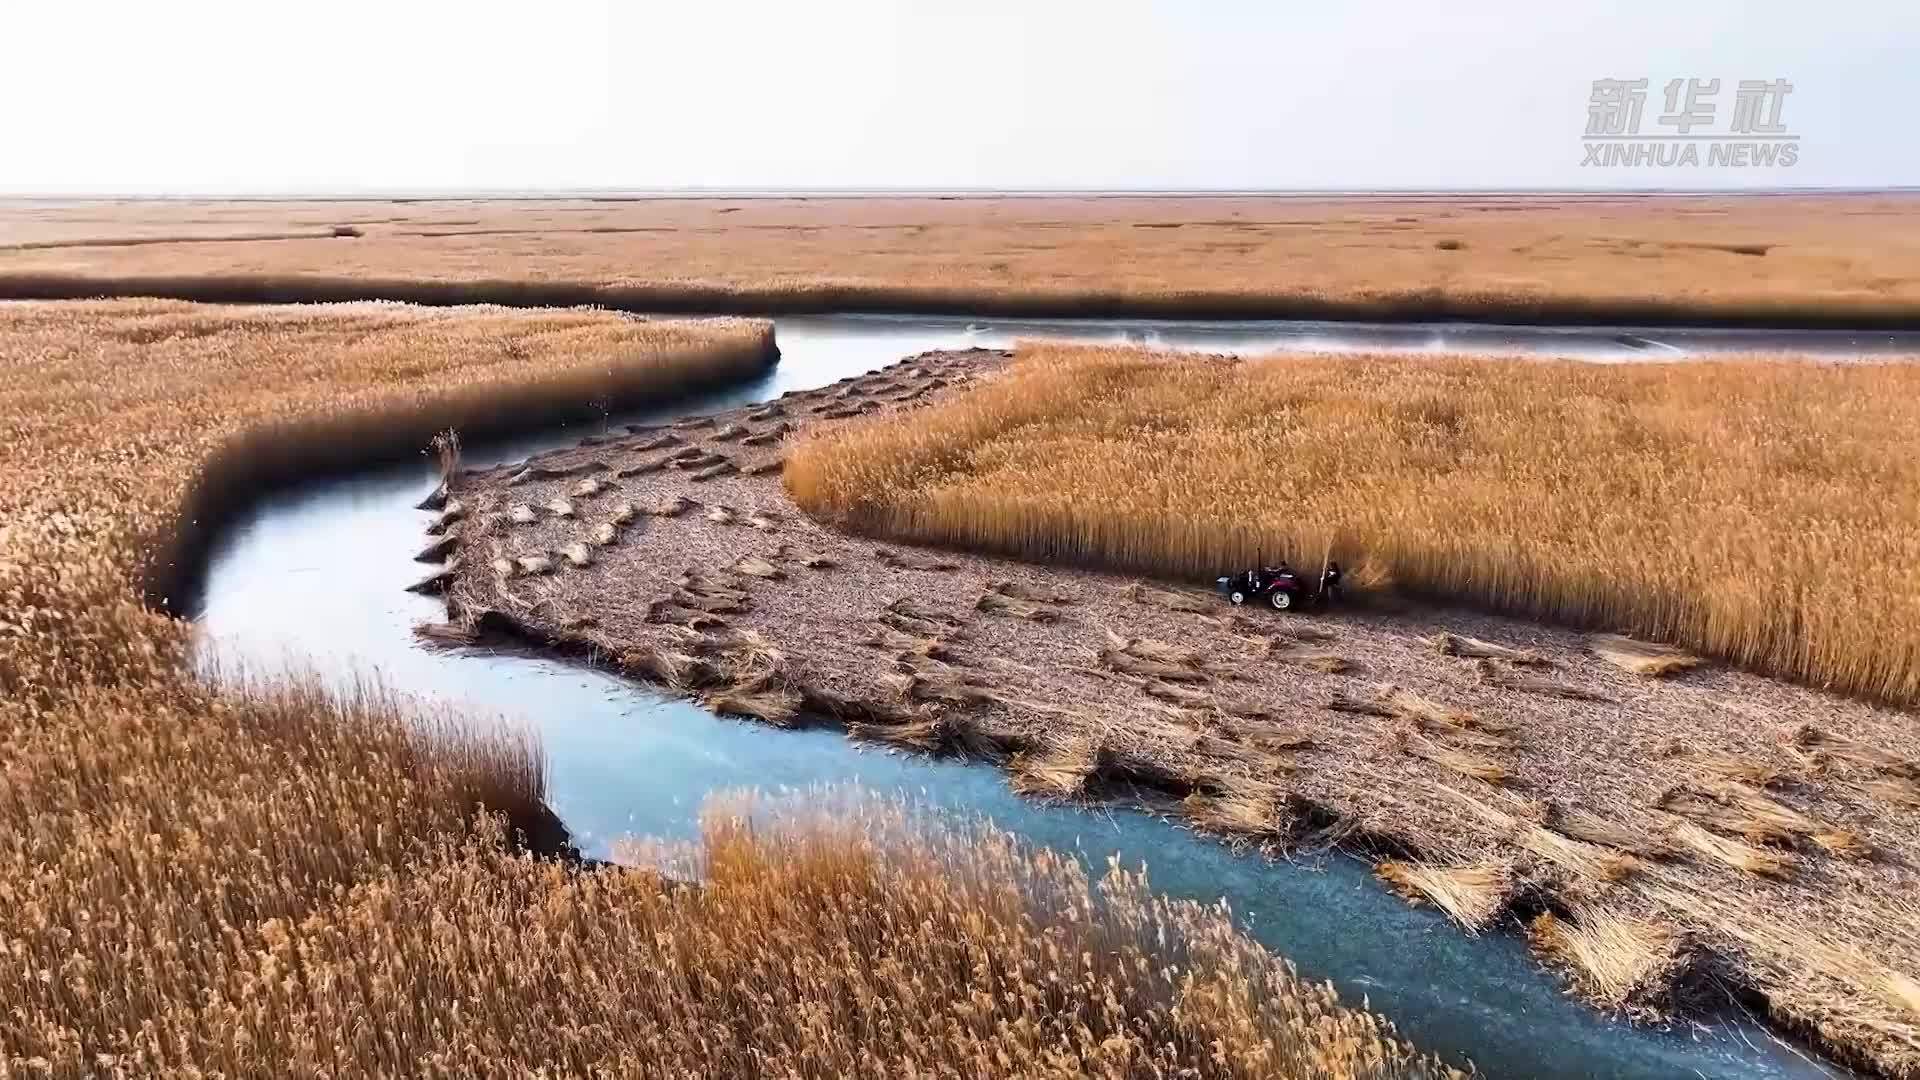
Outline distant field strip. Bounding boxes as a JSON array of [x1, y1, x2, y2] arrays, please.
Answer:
[[787, 344, 1920, 705], [4, 193, 1920, 326]]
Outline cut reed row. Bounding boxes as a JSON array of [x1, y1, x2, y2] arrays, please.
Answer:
[[786, 344, 1920, 705]]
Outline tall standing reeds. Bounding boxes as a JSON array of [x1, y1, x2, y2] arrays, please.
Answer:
[[787, 345, 1920, 706]]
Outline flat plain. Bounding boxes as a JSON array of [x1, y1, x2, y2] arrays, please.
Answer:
[[4, 193, 1920, 324]]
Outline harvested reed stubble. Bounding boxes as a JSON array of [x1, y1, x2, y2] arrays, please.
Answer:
[[876, 548, 960, 572], [732, 556, 784, 580], [1375, 860, 1514, 932], [705, 506, 738, 525], [745, 404, 784, 422], [1530, 906, 1686, 1015], [742, 422, 792, 446], [1429, 631, 1548, 665], [742, 459, 785, 476], [632, 431, 681, 451], [1125, 582, 1214, 614], [588, 522, 619, 547], [976, 591, 1059, 622], [1667, 820, 1794, 878], [1099, 648, 1211, 683], [887, 597, 967, 628], [690, 461, 736, 482], [405, 559, 461, 595], [746, 512, 780, 531], [615, 456, 669, 477], [798, 552, 838, 569], [1010, 739, 1100, 799], [641, 494, 692, 517], [543, 498, 575, 518], [1393, 729, 1511, 785], [1555, 807, 1678, 861], [1276, 647, 1354, 674], [987, 579, 1073, 605], [509, 504, 538, 525], [427, 500, 465, 534], [710, 423, 749, 441], [414, 532, 459, 563], [570, 476, 606, 498], [1591, 634, 1702, 677], [413, 620, 479, 647], [559, 543, 593, 568], [1183, 786, 1289, 840], [1473, 659, 1614, 702], [514, 554, 554, 576]]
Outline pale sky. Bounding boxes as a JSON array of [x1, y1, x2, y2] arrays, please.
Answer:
[[2, 0, 1913, 193]]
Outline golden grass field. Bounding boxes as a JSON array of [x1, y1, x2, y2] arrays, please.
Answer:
[[4, 194, 1920, 325], [0, 299, 1444, 1077], [786, 344, 1920, 708]]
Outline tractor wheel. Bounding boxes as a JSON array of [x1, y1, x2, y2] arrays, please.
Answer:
[[1229, 591, 1247, 606], [1269, 590, 1294, 611]]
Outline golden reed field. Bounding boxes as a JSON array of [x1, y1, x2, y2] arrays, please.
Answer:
[[786, 343, 1920, 708], [0, 299, 1446, 1077], [3, 194, 1920, 325]]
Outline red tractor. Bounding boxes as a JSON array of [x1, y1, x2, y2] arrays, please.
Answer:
[[1215, 561, 1343, 612]]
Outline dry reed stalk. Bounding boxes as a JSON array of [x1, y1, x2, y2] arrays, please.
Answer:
[[1556, 808, 1678, 860], [1009, 740, 1099, 799], [1124, 582, 1214, 614], [1375, 860, 1514, 933], [1182, 787, 1287, 840], [1429, 632, 1547, 666], [1529, 906, 1684, 1014], [1591, 634, 1701, 677], [1394, 730, 1510, 785], [704, 685, 803, 727], [887, 597, 966, 628], [615, 456, 668, 477], [1473, 659, 1613, 702], [875, 547, 960, 572], [1860, 778, 1920, 809], [1099, 648, 1211, 683], [1667, 820, 1794, 878], [731, 556, 784, 580], [427, 500, 466, 533], [975, 591, 1059, 622], [1275, 648, 1353, 674], [1691, 754, 1786, 788], [987, 579, 1073, 605], [1781, 723, 1918, 779]]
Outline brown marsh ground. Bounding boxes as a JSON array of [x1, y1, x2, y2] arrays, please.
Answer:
[[438, 347, 1920, 1077], [0, 299, 1447, 1077], [4, 193, 1920, 325]]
